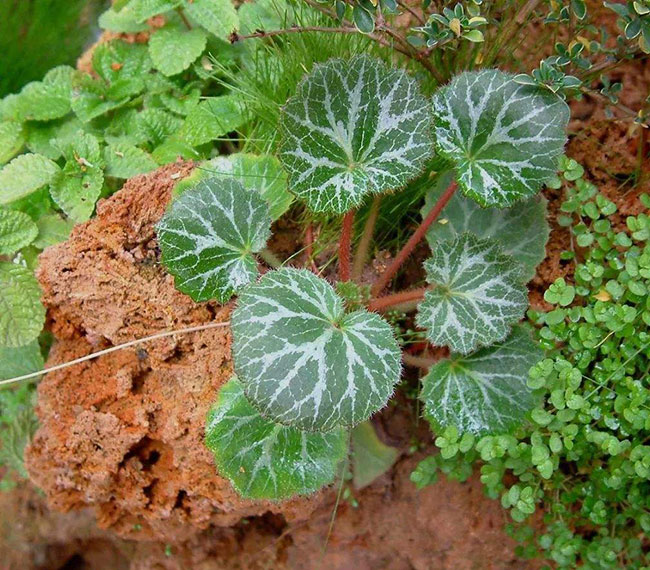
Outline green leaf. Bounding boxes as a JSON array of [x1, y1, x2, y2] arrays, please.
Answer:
[[416, 233, 528, 354], [238, 0, 288, 35], [0, 262, 45, 347], [423, 170, 549, 282], [103, 142, 158, 178], [136, 108, 183, 147], [92, 40, 152, 83], [0, 341, 44, 381], [25, 117, 84, 160], [179, 96, 246, 146], [432, 69, 569, 207], [0, 154, 60, 205], [205, 377, 347, 499], [149, 26, 207, 76], [129, 0, 181, 21], [33, 214, 75, 249], [158, 177, 271, 302], [0, 122, 25, 165], [351, 421, 399, 489], [71, 75, 131, 123], [0, 209, 38, 255], [184, 0, 239, 39], [49, 132, 104, 222], [279, 55, 433, 214], [12, 67, 73, 122], [186, 154, 293, 220], [232, 268, 402, 431], [98, 5, 149, 32], [421, 326, 543, 435]]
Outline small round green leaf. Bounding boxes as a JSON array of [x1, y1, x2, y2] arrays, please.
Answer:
[[432, 69, 569, 207], [421, 326, 543, 435], [232, 268, 402, 432], [205, 377, 347, 500], [157, 177, 271, 303], [0, 208, 38, 255], [416, 233, 528, 354], [0, 262, 45, 348], [423, 170, 550, 282], [149, 26, 207, 77], [279, 55, 433, 214], [0, 340, 44, 381]]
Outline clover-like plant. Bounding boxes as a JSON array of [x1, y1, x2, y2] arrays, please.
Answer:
[[158, 55, 570, 499]]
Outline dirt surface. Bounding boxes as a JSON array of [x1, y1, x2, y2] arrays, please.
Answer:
[[23, 162, 320, 545]]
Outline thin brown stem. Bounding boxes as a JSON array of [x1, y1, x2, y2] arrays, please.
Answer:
[[339, 210, 355, 282], [397, 0, 426, 25], [304, 224, 318, 272], [371, 179, 457, 296], [367, 287, 428, 312], [402, 353, 437, 369], [176, 7, 193, 30], [231, 25, 358, 43], [352, 195, 382, 281]]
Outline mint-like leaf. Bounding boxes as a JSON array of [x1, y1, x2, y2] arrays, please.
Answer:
[[0, 262, 45, 347]]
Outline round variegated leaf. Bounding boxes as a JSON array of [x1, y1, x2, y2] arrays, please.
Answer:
[[232, 268, 402, 432], [423, 170, 549, 282], [205, 377, 347, 500], [421, 325, 543, 435], [416, 233, 528, 354], [279, 55, 433, 214], [432, 69, 569, 207], [157, 177, 271, 303]]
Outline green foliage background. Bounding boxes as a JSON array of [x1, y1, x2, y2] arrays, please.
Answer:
[[0, 0, 107, 97]]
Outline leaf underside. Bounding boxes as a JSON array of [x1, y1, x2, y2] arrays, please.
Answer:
[[280, 55, 433, 214], [157, 177, 271, 303], [416, 233, 528, 355], [421, 325, 543, 435], [432, 69, 569, 207], [205, 377, 347, 500], [232, 268, 402, 432], [423, 170, 550, 282]]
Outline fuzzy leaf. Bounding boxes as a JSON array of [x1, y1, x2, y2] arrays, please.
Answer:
[[0, 154, 60, 205], [279, 55, 433, 214], [0, 122, 25, 165], [103, 143, 158, 178], [184, 0, 239, 39], [423, 170, 550, 282], [49, 132, 104, 222], [432, 69, 569, 207], [179, 96, 246, 146], [12, 67, 74, 122], [137, 108, 183, 147], [71, 75, 131, 123], [416, 233, 528, 354], [158, 177, 271, 302], [232, 268, 402, 431], [0, 341, 44, 381], [25, 118, 84, 160], [0, 262, 45, 347], [182, 154, 293, 220], [98, 5, 149, 32], [205, 377, 347, 499], [0, 209, 38, 255], [421, 326, 543, 435], [238, 0, 288, 34], [149, 26, 207, 76], [33, 214, 75, 249], [92, 41, 152, 83], [129, 0, 181, 21]]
